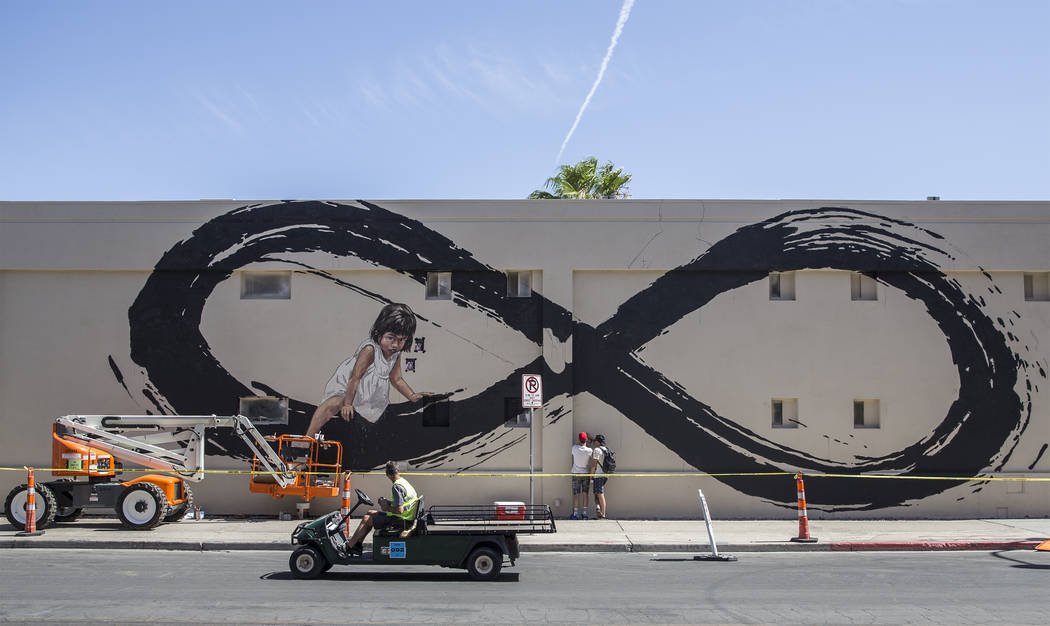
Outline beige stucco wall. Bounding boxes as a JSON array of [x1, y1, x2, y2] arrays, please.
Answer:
[[1, 199, 1047, 519]]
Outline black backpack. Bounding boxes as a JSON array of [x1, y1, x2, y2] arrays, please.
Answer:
[[599, 446, 616, 474]]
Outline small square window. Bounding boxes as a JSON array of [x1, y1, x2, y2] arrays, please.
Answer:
[[241, 271, 291, 299], [503, 397, 531, 428], [853, 399, 880, 428], [507, 271, 532, 298], [1023, 272, 1049, 301], [850, 272, 877, 301], [422, 401, 451, 427], [238, 396, 289, 425], [771, 398, 798, 428], [769, 271, 795, 301], [426, 272, 452, 300]]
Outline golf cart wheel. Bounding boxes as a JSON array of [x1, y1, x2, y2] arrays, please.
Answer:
[[290, 546, 328, 579], [164, 483, 194, 522], [116, 482, 169, 530], [4, 483, 58, 531], [52, 479, 85, 522], [466, 546, 502, 581]]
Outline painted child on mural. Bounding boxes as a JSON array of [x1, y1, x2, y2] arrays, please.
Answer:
[[305, 303, 431, 438]]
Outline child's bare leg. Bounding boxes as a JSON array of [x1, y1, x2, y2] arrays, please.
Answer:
[[305, 396, 343, 437]]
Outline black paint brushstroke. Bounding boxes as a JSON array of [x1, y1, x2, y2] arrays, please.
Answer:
[[107, 355, 136, 401], [126, 202, 1034, 509], [575, 207, 1033, 510], [128, 200, 572, 467], [1029, 444, 1048, 470], [131, 209, 563, 465], [140, 386, 167, 415]]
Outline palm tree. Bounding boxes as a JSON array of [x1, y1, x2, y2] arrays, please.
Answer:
[[529, 156, 632, 199]]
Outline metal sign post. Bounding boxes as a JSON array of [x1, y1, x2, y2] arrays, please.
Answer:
[[529, 407, 534, 506], [521, 374, 543, 506]]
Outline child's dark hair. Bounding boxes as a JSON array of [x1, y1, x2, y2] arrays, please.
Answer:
[[370, 303, 416, 352]]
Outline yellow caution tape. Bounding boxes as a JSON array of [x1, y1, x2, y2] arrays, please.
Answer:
[[0, 466, 1048, 481], [813, 472, 1050, 482]]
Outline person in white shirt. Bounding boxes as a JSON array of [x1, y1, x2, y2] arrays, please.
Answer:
[[570, 431, 592, 519]]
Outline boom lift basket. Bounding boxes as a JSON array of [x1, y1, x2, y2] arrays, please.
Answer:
[[249, 434, 342, 501]]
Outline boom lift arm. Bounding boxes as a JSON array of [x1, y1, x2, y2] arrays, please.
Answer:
[[5, 414, 341, 532], [54, 414, 296, 487]]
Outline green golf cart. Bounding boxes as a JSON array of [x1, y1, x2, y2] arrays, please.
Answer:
[[288, 488, 556, 581]]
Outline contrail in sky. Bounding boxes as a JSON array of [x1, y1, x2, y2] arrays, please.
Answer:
[[555, 0, 636, 164]]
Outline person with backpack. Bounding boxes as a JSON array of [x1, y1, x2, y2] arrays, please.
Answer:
[[588, 433, 615, 519]]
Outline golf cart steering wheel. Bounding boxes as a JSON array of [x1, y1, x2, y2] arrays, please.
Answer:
[[355, 488, 374, 507]]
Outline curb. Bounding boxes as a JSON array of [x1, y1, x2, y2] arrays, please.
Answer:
[[3, 539, 1043, 553], [1, 538, 291, 551], [829, 540, 1043, 552]]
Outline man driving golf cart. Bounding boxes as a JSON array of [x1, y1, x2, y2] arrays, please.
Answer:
[[346, 460, 418, 555]]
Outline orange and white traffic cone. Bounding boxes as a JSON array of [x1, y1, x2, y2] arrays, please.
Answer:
[[17, 467, 45, 537], [790, 471, 817, 543], [340, 472, 352, 537]]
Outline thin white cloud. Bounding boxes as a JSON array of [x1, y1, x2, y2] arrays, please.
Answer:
[[192, 91, 243, 133], [358, 80, 388, 108], [396, 65, 436, 107], [235, 84, 265, 120], [555, 0, 636, 164], [354, 43, 577, 117], [540, 60, 573, 85], [424, 56, 486, 108]]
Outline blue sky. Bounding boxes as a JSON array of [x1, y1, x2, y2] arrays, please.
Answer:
[[1, 0, 1047, 201]]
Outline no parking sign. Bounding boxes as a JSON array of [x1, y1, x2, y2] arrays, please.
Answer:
[[521, 374, 542, 408]]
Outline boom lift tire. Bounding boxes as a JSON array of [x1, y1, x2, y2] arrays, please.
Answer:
[[466, 546, 502, 581], [163, 483, 194, 522], [116, 482, 169, 530], [289, 546, 328, 579], [52, 479, 85, 523], [4, 482, 58, 531]]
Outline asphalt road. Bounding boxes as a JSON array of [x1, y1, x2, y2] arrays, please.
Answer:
[[1, 549, 1048, 624]]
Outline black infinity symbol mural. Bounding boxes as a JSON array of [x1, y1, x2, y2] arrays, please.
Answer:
[[124, 201, 1040, 511]]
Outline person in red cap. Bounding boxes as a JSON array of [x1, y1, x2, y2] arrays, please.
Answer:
[[570, 431, 593, 519]]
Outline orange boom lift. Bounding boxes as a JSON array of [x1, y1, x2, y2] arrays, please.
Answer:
[[4, 415, 341, 531]]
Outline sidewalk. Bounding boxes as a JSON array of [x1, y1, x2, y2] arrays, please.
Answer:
[[4, 517, 1049, 553]]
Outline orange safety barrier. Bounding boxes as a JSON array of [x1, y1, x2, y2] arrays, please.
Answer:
[[340, 472, 352, 536], [18, 467, 45, 537], [790, 471, 817, 543]]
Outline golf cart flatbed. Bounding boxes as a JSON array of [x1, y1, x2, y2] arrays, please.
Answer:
[[289, 489, 556, 580]]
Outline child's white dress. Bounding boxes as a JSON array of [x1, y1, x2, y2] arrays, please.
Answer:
[[322, 339, 400, 422]]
